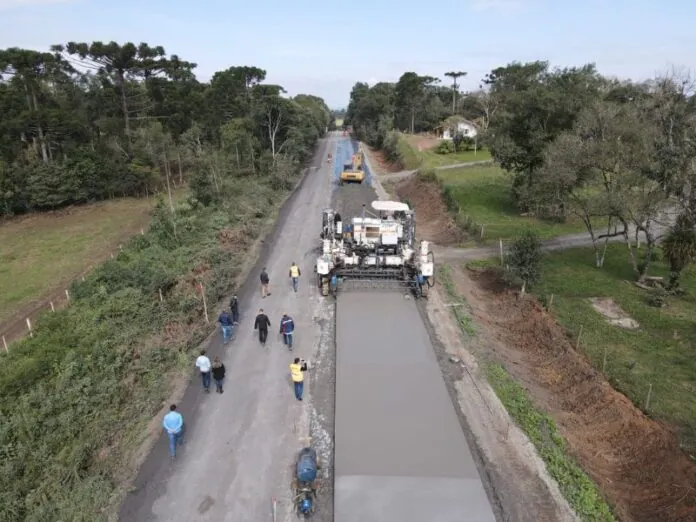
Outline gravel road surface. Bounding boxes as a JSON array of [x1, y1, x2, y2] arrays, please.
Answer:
[[119, 135, 338, 522]]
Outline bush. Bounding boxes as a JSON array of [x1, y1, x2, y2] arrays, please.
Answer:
[[436, 140, 455, 154], [504, 230, 542, 294]]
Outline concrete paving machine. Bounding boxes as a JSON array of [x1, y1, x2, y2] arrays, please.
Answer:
[[315, 200, 435, 297]]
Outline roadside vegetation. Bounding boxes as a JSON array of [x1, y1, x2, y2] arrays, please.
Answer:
[[0, 42, 330, 522], [534, 245, 696, 455]]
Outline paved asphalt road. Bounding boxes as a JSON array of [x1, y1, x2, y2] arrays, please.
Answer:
[[119, 135, 337, 522], [334, 292, 496, 522]]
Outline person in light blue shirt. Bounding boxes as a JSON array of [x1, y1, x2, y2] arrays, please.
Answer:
[[162, 404, 184, 458]]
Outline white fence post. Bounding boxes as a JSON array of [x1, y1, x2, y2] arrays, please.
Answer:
[[26, 318, 33, 337]]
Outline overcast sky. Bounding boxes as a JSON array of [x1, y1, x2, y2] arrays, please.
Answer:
[[1, 0, 694, 108]]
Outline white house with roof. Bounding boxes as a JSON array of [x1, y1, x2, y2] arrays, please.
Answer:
[[435, 116, 478, 140]]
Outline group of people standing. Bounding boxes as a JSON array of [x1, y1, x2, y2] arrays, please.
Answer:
[[163, 261, 308, 458]]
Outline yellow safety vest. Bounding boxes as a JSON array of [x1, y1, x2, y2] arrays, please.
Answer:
[[290, 363, 304, 382], [290, 265, 300, 278]]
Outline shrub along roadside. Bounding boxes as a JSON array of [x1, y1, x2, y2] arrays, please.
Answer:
[[439, 263, 615, 522], [0, 171, 304, 521]]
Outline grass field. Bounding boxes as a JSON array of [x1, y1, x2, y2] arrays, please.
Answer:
[[0, 194, 182, 331], [534, 245, 696, 455], [401, 134, 491, 169], [438, 165, 591, 242], [419, 147, 492, 168]]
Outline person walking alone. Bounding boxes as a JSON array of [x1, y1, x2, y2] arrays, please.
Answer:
[[289, 262, 301, 292], [229, 294, 240, 324], [289, 357, 308, 401], [218, 309, 233, 344], [211, 357, 226, 393], [195, 350, 212, 393], [254, 308, 271, 346], [260, 268, 271, 298], [162, 404, 184, 459], [279, 313, 295, 350]]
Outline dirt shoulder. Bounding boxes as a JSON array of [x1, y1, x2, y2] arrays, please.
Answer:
[[421, 286, 579, 522], [451, 265, 696, 522]]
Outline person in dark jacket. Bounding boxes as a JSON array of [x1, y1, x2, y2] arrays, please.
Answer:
[[260, 268, 271, 298], [279, 313, 295, 350], [211, 357, 226, 393], [254, 308, 271, 345], [229, 295, 240, 324], [218, 310, 233, 344]]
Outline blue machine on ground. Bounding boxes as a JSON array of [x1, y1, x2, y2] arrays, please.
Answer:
[[293, 447, 320, 517]]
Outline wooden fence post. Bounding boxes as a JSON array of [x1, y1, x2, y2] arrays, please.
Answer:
[[26, 318, 33, 337], [480, 224, 485, 239], [50, 301, 55, 312], [645, 383, 653, 410], [499, 239, 504, 264], [2, 335, 7, 353], [65, 289, 70, 304], [159, 288, 163, 302], [200, 283, 209, 323], [575, 325, 583, 350]]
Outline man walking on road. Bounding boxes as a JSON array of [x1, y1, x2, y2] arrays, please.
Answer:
[[229, 294, 240, 324], [195, 350, 212, 392], [218, 310, 233, 344], [279, 313, 295, 350], [162, 404, 184, 459], [254, 308, 271, 346], [260, 268, 271, 298], [289, 262, 301, 292], [289, 357, 308, 400]]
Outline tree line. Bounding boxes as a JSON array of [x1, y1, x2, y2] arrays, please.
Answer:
[[346, 63, 696, 288], [0, 42, 331, 216]]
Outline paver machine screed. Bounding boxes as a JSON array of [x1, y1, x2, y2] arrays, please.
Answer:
[[314, 200, 435, 297]]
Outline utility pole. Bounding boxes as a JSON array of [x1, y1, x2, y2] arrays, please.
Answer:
[[444, 71, 467, 114]]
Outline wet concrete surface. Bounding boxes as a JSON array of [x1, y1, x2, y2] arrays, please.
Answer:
[[334, 292, 497, 522], [118, 135, 338, 522]]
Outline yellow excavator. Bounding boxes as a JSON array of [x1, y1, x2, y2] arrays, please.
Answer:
[[340, 148, 365, 184]]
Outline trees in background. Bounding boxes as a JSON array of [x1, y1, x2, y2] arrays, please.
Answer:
[[0, 42, 330, 217], [345, 64, 696, 282]]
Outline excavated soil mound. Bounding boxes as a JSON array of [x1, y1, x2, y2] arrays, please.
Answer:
[[366, 146, 402, 173], [463, 267, 696, 522], [395, 177, 464, 246]]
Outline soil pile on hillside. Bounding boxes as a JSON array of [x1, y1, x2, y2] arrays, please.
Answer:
[[458, 267, 696, 522], [395, 177, 464, 246]]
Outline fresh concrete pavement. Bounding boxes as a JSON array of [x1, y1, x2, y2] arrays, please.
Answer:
[[334, 292, 496, 522], [119, 135, 337, 521]]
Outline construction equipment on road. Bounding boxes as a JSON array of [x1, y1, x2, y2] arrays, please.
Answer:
[[339, 149, 365, 184], [292, 447, 320, 518], [315, 200, 435, 297]]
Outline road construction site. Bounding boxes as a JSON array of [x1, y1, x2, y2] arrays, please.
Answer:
[[119, 132, 578, 522]]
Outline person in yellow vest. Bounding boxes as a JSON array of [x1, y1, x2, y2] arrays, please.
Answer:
[[289, 357, 308, 401], [289, 262, 302, 293]]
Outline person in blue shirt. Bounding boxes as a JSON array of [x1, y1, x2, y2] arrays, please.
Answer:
[[162, 404, 184, 459], [218, 310, 233, 344], [279, 314, 295, 350]]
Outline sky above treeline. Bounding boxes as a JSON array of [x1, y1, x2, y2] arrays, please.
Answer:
[[1, 0, 694, 109]]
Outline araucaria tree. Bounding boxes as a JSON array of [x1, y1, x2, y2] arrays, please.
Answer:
[[0, 42, 331, 217]]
